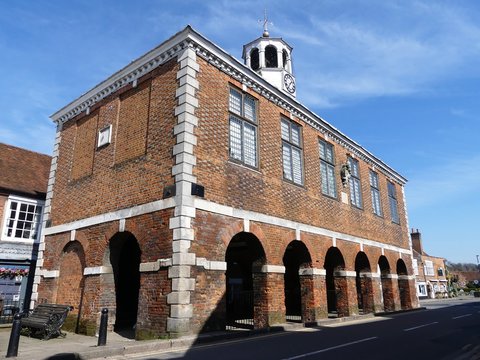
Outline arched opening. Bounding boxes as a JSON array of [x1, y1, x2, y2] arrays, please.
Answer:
[[110, 232, 141, 333], [250, 48, 259, 71], [283, 240, 311, 322], [355, 252, 374, 314], [225, 232, 266, 329], [397, 259, 411, 309], [324, 247, 345, 317], [265, 45, 278, 68], [57, 241, 85, 333], [378, 256, 395, 312], [282, 49, 288, 69]]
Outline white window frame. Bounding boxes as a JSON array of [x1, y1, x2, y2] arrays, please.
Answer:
[[387, 181, 400, 224], [369, 170, 382, 216], [1, 195, 44, 243], [424, 260, 434, 276], [319, 140, 337, 198], [97, 124, 112, 148], [348, 157, 363, 208], [228, 88, 258, 168], [281, 118, 303, 185], [417, 282, 427, 297]]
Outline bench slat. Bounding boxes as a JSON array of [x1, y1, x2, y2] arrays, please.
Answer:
[[21, 304, 72, 340]]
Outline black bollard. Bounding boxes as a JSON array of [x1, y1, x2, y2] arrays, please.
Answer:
[[97, 308, 108, 346], [6, 313, 22, 357]]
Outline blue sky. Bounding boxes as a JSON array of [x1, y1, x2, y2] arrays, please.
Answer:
[[1, 0, 479, 263]]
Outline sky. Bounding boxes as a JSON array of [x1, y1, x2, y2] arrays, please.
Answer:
[[0, 0, 479, 264]]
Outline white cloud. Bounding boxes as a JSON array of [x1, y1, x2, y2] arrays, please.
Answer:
[[275, 1, 480, 107]]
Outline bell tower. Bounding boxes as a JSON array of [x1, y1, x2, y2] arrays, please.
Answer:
[[242, 14, 296, 98]]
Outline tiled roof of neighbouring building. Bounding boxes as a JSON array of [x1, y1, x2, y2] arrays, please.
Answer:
[[0, 143, 51, 198]]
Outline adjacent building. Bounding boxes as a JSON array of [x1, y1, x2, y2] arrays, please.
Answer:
[[0, 143, 51, 313], [411, 229, 448, 299], [33, 26, 419, 338]]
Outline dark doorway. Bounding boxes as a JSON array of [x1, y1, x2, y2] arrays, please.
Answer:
[[355, 252, 373, 314], [324, 247, 345, 316], [225, 232, 265, 329], [110, 232, 141, 334], [283, 240, 311, 322]]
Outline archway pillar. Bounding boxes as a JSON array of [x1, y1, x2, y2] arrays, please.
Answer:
[[334, 270, 359, 317], [369, 273, 385, 313], [356, 272, 375, 314], [398, 275, 418, 310], [381, 274, 401, 312], [253, 265, 285, 328], [299, 268, 327, 323]]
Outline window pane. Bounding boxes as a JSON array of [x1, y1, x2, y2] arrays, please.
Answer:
[[326, 145, 333, 163], [292, 147, 302, 184], [327, 165, 336, 197], [291, 124, 300, 146], [229, 88, 242, 115], [282, 144, 292, 180], [281, 120, 290, 141], [320, 162, 328, 194], [319, 141, 325, 160], [229, 116, 242, 160], [243, 122, 257, 167], [243, 96, 256, 122]]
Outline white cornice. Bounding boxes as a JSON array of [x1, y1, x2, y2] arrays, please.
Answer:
[[50, 25, 406, 185]]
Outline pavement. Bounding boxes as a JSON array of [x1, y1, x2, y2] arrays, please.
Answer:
[[0, 295, 477, 360]]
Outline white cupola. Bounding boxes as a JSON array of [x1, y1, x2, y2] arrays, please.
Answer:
[[242, 19, 296, 98]]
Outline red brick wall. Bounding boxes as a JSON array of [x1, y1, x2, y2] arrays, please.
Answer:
[[194, 57, 409, 249], [41, 209, 173, 335], [56, 241, 85, 310], [50, 59, 178, 226], [71, 112, 98, 180]]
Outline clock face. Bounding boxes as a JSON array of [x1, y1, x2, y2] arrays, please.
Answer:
[[284, 73, 296, 94]]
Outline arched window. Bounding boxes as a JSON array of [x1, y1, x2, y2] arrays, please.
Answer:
[[282, 49, 288, 69], [250, 48, 259, 71], [265, 45, 278, 68]]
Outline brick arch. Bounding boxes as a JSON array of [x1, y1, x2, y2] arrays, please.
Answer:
[[225, 231, 266, 329], [57, 241, 86, 315], [396, 258, 412, 310], [283, 240, 312, 321], [335, 241, 359, 271], [355, 251, 374, 314], [378, 255, 396, 312], [218, 221, 271, 263]]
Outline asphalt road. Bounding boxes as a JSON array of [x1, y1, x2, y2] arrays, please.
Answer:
[[116, 299, 480, 360]]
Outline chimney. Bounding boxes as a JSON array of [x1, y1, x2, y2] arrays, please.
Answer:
[[410, 228, 423, 254]]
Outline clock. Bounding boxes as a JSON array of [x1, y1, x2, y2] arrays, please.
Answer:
[[283, 73, 296, 94]]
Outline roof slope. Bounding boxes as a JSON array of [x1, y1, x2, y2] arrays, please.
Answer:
[[0, 143, 51, 198]]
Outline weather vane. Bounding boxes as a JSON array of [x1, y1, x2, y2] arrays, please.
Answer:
[[259, 8, 273, 37]]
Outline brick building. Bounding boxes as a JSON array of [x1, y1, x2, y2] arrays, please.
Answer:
[[34, 26, 419, 338], [0, 143, 51, 313], [411, 229, 448, 299]]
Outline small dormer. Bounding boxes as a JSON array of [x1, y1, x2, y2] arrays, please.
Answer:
[[242, 23, 296, 98]]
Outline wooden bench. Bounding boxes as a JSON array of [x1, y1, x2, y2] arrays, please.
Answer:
[[21, 304, 73, 340]]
